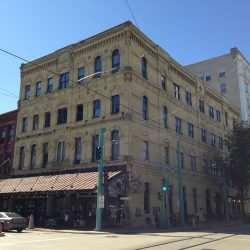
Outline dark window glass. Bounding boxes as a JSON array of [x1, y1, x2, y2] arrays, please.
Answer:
[[216, 110, 221, 122], [193, 188, 198, 213], [78, 67, 85, 83], [210, 133, 216, 147], [36, 81, 42, 97], [9, 125, 15, 143], [74, 138, 82, 164], [19, 146, 25, 170], [199, 100, 205, 113], [57, 108, 67, 124], [201, 128, 206, 143], [42, 142, 48, 168], [208, 106, 214, 119], [163, 106, 168, 128], [1, 129, 6, 143], [92, 134, 99, 162], [57, 141, 65, 162], [175, 117, 182, 134], [206, 75, 211, 81], [141, 57, 147, 79], [187, 122, 194, 138], [161, 75, 166, 90], [225, 112, 228, 126], [33, 115, 39, 130], [190, 155, 196, 171], [30, 144, 36, 169], [142, 96, 148, 120], [22, 117, 28, 132], [94, 56, 102, 78], [185, 91, 192, 106], [76, 104, 83, 121], [47, 78, 53, 93], [219, 71, 225, 78], [59, 72, 69, 89], [220, 83, 227, 94], [144, 182, 150, 214], [218, 137, 223, 149], [143, 141, 149, 160], [45, 112, 51, 128], [111, 95, 120, 114], [24, 85, 30, 100], [174, 84, 180, 99], [112, 50, 120, 73], [111, 130, 119, 160], [93, 100, 101, 118]]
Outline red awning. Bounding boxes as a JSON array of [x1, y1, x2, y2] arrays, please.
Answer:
[[0, 171, 120, 194]]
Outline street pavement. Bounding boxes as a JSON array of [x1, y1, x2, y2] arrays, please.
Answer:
[[0, 223, 249, 250]]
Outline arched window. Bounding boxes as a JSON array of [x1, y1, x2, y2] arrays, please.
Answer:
[[112, 50, 120, 73], [94, 56, 102, 78], [163, 106, 168, 128], [142, 96, 148, 120], [141, 57, 147, 79]]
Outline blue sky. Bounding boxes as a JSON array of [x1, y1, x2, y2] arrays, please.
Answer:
[[0, 0, 249, 114]]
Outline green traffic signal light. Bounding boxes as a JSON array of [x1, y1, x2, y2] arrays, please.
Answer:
[[162, 186, 167, 191]]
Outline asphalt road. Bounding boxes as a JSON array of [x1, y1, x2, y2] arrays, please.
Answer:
[[0, 224, 249, 250]]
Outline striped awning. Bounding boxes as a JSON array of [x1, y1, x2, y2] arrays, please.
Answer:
[[0, 171, 120, 194]]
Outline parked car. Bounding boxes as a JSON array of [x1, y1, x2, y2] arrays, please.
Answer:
[[0, 212, 26, 232]]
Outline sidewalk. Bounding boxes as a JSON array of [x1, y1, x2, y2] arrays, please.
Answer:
[[26, 220, 245, 235]]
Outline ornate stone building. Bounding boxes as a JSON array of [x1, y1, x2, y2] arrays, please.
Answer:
[[0, 21, 239, 226]]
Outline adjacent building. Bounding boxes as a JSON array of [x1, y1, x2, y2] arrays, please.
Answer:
[[0, 22, 239, 226], [186, 48, 250, 122], [0, 110, 17, 179]]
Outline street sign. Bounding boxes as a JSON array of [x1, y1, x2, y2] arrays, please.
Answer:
[[120, 196, 130, 200], [98, 195, 104, 208]]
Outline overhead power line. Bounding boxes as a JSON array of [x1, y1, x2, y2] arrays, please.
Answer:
[[125, 0, 139, 28]]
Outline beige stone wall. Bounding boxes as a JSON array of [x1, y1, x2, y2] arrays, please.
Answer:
[[13, 22, 239, 226]]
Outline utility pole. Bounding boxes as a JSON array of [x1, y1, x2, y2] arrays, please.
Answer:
[[177, 141, 185, 225], [95, 128, 104, 231]]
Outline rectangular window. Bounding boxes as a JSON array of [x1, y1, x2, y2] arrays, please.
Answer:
[[175, 117, 182, 134], [143, 141, 149, 160], [1, 129, 6, 143], [161, 75, 166, 90], [19, 146, 25, 170], [111, 130, 120, 160], [57, 141, 65, 162], [57, 107, 67, 124], [220, 83, 227, 94], [219, 69, 225, 78], [42, 142, 48, 168], [78, 67, 85, 84], [205, 73, 211, 81], [174, 84, 180, 100], [92, 134, 99, 162], [193, 188, 198, 213], [218, 136, 223, 149], [187, 122, 194, 138], [93, 100, 101, 118], [203, 159, 208, 175], [201, 128, 206, 143], [225, 112, 228, 126], [210, 133, 216, 147], [163, 106, 168, 129], [24, 85, 30, 100], [74, 138, 82, 164], [30, 144, 36, 169], [111, 95, 120, 114], [199, 100, 205, 113], [22, 117, 28, 132], [9, 125, 15, 143], [190, 155, 196, 171], [35, 81, 42, 97], [76, 104, 83, 121], [208, 106, 214, 119], [59, 72, 69, 89], [33, 115, 39, 130], [212, 162, 217, 176], [216, 110, 221, 122], [185, 91, 192, 106], [144, 182, 150, 214], [45, 112, 51, 128], [47, 78, 53, 93]]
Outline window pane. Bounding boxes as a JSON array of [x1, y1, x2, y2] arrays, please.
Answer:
[[47, 78, 53, 93], [111, 95, 120, 114], [76, 104, 83, 121], [59, 72, 69, 89], [74, 138, 81, 164], [111, 130, 119, 160], [93, 100, 101, 118], [112, 50, 120, 72]]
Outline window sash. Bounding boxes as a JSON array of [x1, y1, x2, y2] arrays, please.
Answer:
[[57, 141, 65, 162], [47, 78, 53, 93], [30, 145, 36, 168], [24, 85, 30, 100], [59, 72, 69, 89], [76, 104, 83, 121], [111, 95, 120, 114], [143, 141, 148, 160], [45, 112, 51, 127], [93, 100, 101, 118], [42, 143, 48, 167], [111, 131, 119, 160], [74, 138, 81, 164]]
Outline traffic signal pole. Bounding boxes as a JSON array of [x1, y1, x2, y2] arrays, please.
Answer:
[[177, 141, 185, 225], [95, 128, 104, 231]]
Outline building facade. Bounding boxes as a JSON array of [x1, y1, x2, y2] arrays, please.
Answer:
[[0, 110, 17, 179], [186, 48, 250, 122], [1, 22, 239, 227]]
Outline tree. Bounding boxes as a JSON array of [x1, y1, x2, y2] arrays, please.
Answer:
[[226, 122, 250, 215]]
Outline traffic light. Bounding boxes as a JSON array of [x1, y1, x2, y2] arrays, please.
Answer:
[[96, 146, 102, 160], [161, 178, 167, 191]]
